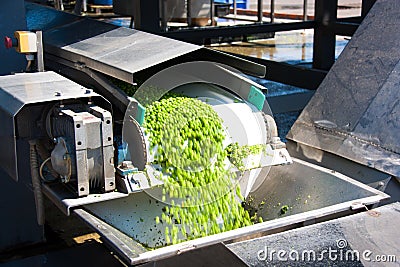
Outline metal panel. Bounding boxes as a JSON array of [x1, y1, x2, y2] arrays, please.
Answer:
[[0, 71, 104, 181], [43, 26, 199, 84], [287, 0, 400, 177], [26, 3, 199, 84], [90, 106, 115, 192], [26, 3, 266, 80]]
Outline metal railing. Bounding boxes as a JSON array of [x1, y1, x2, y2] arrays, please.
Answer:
[[224, 0, 309, 23]]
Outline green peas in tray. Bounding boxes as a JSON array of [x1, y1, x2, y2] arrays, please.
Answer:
[[143, 94, 262, 246]]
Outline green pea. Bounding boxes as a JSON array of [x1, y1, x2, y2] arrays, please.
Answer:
[[143, 95, 258, 246]]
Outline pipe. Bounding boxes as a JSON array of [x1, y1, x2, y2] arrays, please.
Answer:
[[270, 0, 275, 23], [258, 0, 263, 22], [303, 0, 308, 20], [29, 140, 45, 226], [187, 0, 192, 26]]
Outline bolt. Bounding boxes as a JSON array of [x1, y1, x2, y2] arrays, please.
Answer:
[[121, 161, 129, 168], [85, 89, 92, 94]]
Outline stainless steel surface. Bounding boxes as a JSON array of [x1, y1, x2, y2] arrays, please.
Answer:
[[26, 3, 198, 83], [42, 183, 129, 215], [36, 31, 45, 72], [90, 106, 115, 193], [45, 25, 199, 84], [44, 54, 131, 115], [287, 140, 400, 205], [74, 208, 148, 265], [76, 158, 388, 265], [74, 208, 248, 267], [228, 202, 400, 266], [0, 71, 105, 181], [26, 3, 266, 80], [248, 159, 388, 221], [287, 0, 400, 177]]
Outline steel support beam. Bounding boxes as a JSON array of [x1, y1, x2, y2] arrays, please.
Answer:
[[270, 0, 275, 23], [361, 0, 376, 19], [303, 0, 308, 21], [337, 16, 363, 24], [163, 21, 315, 44], [312, 0, 338, 70], [132, 0, 161, 33], [332, 22, 359, 36], [187, 0, 192, 26], [224, 53, 327, 90]]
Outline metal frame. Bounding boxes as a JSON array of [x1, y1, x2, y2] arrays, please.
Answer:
[[42, 183, 129, 215], [127, 0, 376, 90]]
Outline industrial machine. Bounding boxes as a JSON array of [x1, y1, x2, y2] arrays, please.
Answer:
[[1, 1, 398, 266]]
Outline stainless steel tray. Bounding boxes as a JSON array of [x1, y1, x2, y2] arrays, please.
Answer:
[[72, 158, 389, 265]]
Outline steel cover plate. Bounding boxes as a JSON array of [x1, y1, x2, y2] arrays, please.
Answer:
[[287, 0, 400, 177], [26, 3, 266, 83], [0, 71, 105, 181]]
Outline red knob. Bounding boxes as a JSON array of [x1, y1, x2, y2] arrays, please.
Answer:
[[4, 36, 13, 49]]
